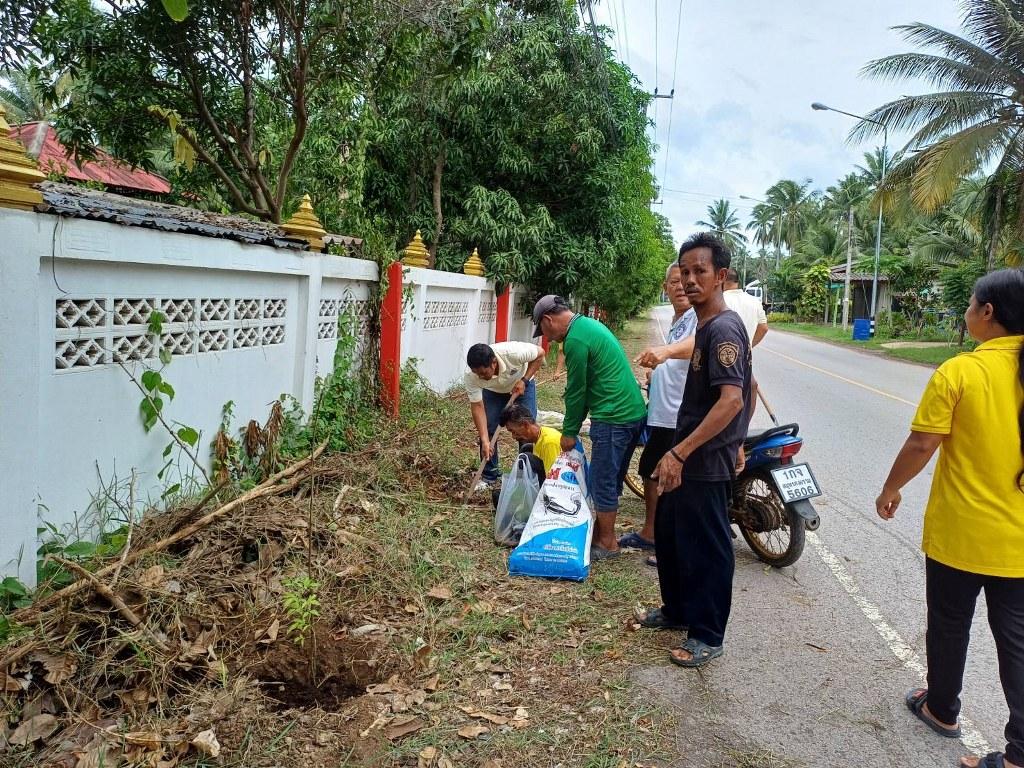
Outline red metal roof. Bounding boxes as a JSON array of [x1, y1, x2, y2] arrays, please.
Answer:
[[8, 122, 171, 194]]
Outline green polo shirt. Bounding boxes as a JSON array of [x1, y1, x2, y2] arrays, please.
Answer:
[[562, 315, 647, 438]]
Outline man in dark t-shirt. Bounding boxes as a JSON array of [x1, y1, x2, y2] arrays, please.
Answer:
[[638, 232, 752, 669]]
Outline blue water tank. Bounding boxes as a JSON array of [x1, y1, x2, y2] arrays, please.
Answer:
[[852, 319, 871, 341]]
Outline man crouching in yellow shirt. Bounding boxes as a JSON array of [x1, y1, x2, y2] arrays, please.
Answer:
[[499, 403, 563, 478]]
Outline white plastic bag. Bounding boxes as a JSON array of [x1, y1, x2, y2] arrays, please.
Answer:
[[494, 453, 541, 547], [508, 448, 593, 581]]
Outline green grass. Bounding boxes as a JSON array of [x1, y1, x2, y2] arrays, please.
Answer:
[[772, 322, 975, 366]]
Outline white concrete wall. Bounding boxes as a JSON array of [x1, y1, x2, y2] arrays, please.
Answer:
[[401, 266, 495, 392], [0, 207, 526, 583]]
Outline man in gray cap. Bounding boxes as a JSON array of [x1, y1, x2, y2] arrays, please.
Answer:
[[532, 295, 647, 559]]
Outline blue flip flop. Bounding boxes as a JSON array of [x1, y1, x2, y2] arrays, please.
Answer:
[[617, 531, 655, 550]]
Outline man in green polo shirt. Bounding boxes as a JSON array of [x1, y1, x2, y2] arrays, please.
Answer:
[[532, 295, 647, 560]]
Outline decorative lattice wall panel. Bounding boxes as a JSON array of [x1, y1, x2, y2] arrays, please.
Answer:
[[54, 297, 288, 371]]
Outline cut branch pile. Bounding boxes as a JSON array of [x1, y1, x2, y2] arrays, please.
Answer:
[[1, 387, 665, 768]]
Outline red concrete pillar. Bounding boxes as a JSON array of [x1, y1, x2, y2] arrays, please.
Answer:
[[495, 285, 511, 343], [379, 260, 403, 417]]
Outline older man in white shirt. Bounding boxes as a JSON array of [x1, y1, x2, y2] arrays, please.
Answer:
[[465, 341, 546, 488], [723, 268, 768, 346]]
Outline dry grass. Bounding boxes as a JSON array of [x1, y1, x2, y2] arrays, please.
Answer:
[[1, 376, 674, 768]]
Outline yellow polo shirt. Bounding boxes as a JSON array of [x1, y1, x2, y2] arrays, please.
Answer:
[[912, 335, 1024, 577], [534, 426, 563, 475]]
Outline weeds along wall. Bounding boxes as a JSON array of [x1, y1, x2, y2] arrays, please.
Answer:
[[0, 206, 534, 585]]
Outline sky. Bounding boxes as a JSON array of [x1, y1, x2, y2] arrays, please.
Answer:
[[586, 0, 965, 245]]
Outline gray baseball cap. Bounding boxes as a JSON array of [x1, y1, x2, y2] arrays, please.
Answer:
[[531, 294, 569, 337]]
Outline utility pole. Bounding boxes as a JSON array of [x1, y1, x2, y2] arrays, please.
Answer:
[[843, 206, 853, 332]]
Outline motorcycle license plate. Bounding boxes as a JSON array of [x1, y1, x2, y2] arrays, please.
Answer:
[[770, 463, 822, 503]]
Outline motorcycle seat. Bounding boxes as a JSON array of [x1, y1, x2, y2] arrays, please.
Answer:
[[743, 423, 800, 448]]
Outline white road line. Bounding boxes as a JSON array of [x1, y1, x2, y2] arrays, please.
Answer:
[[807, 531, 991, 756]]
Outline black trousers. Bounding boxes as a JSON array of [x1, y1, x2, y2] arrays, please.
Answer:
[[654, 478, 734, 647], [926, 557, 1024, 764]]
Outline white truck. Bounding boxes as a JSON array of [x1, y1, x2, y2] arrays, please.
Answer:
[[744, 280, 769, 311]]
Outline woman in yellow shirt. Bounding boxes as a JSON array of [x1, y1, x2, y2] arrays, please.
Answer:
[[877, 268, 1024, 768]]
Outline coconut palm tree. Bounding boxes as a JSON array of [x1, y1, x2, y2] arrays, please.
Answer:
[[696, 198, 746, 251], [914, 177, 1023, 268], [793, 223, 845, 266], [764, 178, 814, 251], [823, 173, 869, 232], [746, 204, 778, 249], [854, 0, 1024, 268], [0, 69, 49, 123]]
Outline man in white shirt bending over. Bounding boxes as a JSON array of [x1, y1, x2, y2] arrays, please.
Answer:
[[723, 268, 768, 346], [464, 341, 546, 489]]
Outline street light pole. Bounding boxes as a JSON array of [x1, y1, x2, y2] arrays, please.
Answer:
[[844, 206, 853, 332], [869, 124, 888, 335], [811, 102, 887, 336]]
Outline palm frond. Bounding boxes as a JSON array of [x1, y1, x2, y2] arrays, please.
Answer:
[[860, 51, 1018, 93], [849, 90, 1009, 144], [891, 22, 1024, 91], [911, 120, 1011, 209], [963, 0, 1024, 73]]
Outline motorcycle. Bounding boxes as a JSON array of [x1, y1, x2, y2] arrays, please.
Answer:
[[625, 422, 821, 568]]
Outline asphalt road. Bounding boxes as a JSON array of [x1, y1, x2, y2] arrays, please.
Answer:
[[633, 305, 1006, 768]]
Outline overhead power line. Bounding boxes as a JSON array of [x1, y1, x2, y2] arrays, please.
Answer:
[[659, 0, 684, 191], [617, 0, 632, 69]]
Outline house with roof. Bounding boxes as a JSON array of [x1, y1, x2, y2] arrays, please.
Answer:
[[7, 121, 171, 196], [829, 264, 892, 319]]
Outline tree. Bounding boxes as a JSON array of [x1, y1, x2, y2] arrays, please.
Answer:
[[763, 178, 814, 251], [855, 0, 1024, 268], [0, 69, 49, 122], [795, 263, 831, 321], [34, 0, 451, 223], [823, 173, 868, 225], [18, 0, 668, 322], [361, 0, 665, 319], [696, 198, 746, 252], [746, 204, 780, 252]]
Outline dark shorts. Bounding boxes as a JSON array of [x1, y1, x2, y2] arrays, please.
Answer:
[[589, 418, 644, 513], [638, 426, 676, 480]]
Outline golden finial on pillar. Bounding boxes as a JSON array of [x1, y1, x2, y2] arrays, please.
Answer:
[[0, 105, 45, 211], [463, 246, 485, 276], [402, 229, 430, 268], [281, 194, 326, 251]]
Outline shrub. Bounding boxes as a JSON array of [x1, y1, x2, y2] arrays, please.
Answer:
[[767, 312, 793, 323], [890, 312, 913, 339]]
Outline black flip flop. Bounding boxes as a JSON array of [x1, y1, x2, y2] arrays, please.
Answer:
[[636, 607, 687, 631], [905, 688, 961, 739], [669, 637, 723, 668], [961, 753, 1006, 768]]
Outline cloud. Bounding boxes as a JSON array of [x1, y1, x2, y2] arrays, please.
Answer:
[[592, 0, 963, 243]]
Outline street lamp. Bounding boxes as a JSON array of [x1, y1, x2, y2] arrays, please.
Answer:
[[811, 101, 888, 336], [739, 195, 784, 270]]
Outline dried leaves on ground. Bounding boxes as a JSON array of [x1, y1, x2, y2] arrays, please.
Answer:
[[1, 386, 668, 767]]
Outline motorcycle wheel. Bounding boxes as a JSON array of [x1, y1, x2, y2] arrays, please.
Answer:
[[733, 469, 805, 568]]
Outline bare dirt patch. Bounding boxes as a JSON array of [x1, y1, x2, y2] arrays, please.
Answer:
[[879, 341, 950, 349]]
